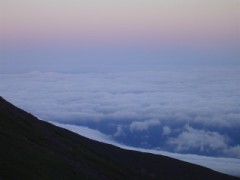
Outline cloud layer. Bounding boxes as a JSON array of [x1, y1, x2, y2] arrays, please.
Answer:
[[1, 67, 240, 158], [1, 68, 239, 126]]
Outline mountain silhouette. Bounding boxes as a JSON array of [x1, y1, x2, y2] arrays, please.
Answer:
[[0, 96, 238, 180]]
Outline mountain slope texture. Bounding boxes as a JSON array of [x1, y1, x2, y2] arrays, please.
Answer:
[[0, 96, 239, 180]]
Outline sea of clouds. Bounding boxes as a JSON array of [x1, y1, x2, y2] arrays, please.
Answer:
[[1, 67, 240, 162]]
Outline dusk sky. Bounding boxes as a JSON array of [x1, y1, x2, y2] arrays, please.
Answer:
[[1, 0, 240, 72], [1, 0, 240, 176]]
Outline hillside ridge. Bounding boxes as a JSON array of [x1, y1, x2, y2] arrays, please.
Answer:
[[0, 96, 238, 179]]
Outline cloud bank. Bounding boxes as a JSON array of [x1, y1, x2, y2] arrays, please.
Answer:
[[1, 67, 240, 159], [1, 69, 239, 127]]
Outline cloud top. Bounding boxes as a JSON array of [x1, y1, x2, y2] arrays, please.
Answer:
[[130, 119, 161, 132], [168, 125, 228, 151], [1, 68, 240, 159], [1, 69, 239, 127]]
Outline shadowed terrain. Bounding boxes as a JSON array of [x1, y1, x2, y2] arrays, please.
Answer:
[[0, 96, 239, 180]]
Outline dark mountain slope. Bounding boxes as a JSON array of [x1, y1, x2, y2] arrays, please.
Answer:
[[0, 96, 238, 180]]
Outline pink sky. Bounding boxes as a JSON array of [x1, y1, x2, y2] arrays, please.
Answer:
[[1, 0, 239, 48]]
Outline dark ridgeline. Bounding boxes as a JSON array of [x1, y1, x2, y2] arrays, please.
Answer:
[[0, 96, 239, 180]]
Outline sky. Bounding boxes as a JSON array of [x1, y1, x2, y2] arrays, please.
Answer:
[[1, 0, 240, 176], [1, 0, 240, 73]]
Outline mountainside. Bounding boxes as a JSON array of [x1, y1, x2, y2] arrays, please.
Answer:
[[0, 96, 239, 180]]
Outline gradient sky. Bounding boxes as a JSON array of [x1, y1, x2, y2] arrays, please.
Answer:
[[1, 0, 239, 44], [0, 0, 240, 72]]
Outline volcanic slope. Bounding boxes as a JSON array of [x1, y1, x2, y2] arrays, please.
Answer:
[[0, 96, 238, 180]]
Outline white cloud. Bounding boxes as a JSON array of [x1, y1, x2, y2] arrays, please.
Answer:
[[168, 125, 229, 152], [162, 126, 172, 136], [49, 121, 115, 144], [114, 125, 125, 137], [129, 119, 161, 132], [224, 145, 240, 158], [1, 68, 240, 128]]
